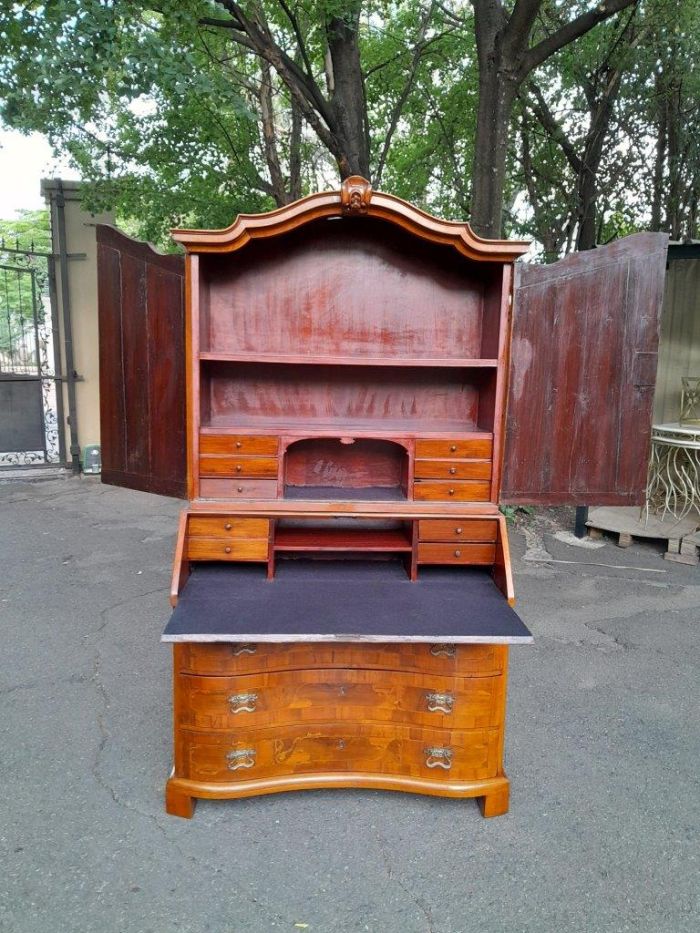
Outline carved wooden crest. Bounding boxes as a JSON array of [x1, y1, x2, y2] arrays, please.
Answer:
[[341, 176, 373, 215]]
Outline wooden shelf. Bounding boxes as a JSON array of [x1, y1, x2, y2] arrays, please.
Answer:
[[202, 415, 486, 436], [285, 485, 406, 502], [199, 351, 499, 368], [274, 527, 413, 552]]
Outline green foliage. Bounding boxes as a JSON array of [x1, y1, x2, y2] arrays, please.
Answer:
[[499, 505, 535, 525], [1, 2, 698, 250], [0, 210, 51, 355]]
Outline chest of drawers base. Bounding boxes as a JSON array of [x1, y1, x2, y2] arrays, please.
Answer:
[[165, 641, 512, 820]]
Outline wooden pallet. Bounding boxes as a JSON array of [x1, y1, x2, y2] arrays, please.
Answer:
[[586, 506, 700, 565]]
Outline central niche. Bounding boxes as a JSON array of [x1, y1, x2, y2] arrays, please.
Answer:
[[283, 437, 408, 501]]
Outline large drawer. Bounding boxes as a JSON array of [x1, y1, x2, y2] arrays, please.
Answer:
[[414, 459, 491, 480], [188, 517, 270, 538], [418, 519, 498, 542], [413, 481, 491, 501], [415, 439, 492, 459], [185, 538, 269, 561], [176, 669, 504, 731], [199, 478, 278, 499], [179, 722, 501, 783], [200, 435, 279, 456], [417, 542, 496, 565], [200, 456, 278, 478], [176, 642, 506, 678]]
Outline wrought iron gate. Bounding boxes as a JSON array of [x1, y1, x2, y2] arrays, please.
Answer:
[[0, 242, 65, 467]]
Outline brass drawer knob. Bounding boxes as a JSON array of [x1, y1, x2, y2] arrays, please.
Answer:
[[231, 644, 257, 656], [430, 643, 456, 658], [235, 464, 242, 472], [449, 467, 457, 475], [228, 692, 258, 714], [224, 545, 232, 554], [237, 486, 243, 493], [425, 692, 454, 713], [450, 444, 457, 452], [454, 549, 461, 557], [224, 522, 232, 531], [424, 746, 453, 770], [455, 527, 463, 534], [227, 748, 256, 771], [235, 441, 242, 448], [448, 488, 455, 496]]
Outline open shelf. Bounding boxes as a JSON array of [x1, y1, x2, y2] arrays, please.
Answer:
[[203, 415, 482, 435], [199, 351, 499, 368], [284, 485, 406, 501], [274, 527, 413, 552]]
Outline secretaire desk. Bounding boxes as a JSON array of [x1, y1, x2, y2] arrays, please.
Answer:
[[162, 176, 533, 818]]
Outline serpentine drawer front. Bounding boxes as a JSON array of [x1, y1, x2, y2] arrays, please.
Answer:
[[175, 669, 505, 731], [176, 643, 507, 678], [178, 723, 501, 784]]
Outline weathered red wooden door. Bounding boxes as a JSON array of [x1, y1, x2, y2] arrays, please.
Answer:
[[97, 225, 186, 498], [502, 232, 668, 505]]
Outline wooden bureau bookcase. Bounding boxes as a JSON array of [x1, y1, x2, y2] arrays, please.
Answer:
[[163, 176, 533, 819]]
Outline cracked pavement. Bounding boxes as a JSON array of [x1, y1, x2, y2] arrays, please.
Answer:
[[0, 477, 698, 933]]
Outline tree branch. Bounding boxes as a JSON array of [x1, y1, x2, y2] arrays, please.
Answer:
[[520, 0, 637, 78], [375, 2, 437, 184]]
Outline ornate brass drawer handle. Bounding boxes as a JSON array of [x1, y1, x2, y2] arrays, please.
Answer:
[[430, 643, 456, 658], [227, 748, 256, 771], [424, 746, 453, 770], [231, 643, 257, 656], [425, 691, 454, 713], [228, 692, 258, 714]]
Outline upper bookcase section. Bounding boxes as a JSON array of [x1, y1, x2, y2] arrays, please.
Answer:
[[173, 177, 530, 364]]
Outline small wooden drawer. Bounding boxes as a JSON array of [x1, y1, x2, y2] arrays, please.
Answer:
[[415, 439, 493, 459], [179, 722, 500, 783], [414, 459, 492, 480], [418, 519, 498, 542], [200, 435, 279, 456], [417, 542, 496, 565], [199, 478, 278, 499], [177, 669, 504, 731], [188, 516, 270, 539], [176, 643, 506, 678], [200, 456, 278, 478], [185, 537, 269, 561], [413, 480, 491, 501]]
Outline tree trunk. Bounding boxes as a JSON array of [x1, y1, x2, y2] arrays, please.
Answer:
[[325, 9, 370, 178], [575, 77, 621, 251], [650, 70, 667, 231], [470, 58, 518, 238]]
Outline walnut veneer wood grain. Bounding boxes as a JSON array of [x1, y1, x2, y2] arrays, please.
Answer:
[[185, 538, 269, 561], [414, 459, 492, 480], [413, 481, 491, 501], [418, 519, 497, 541], [176, 668, 505, 731], [176, 643, 506, 678], [200, 434, 279, 455], [178, 722, 501, 784]]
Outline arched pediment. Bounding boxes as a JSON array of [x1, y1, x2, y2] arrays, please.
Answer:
[[172, 176, 529, 262]]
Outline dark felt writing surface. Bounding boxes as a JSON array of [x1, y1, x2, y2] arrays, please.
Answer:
[[162, 561, 532, 643]]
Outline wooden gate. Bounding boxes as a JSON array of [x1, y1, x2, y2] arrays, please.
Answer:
[[97, 225, 186, 497]]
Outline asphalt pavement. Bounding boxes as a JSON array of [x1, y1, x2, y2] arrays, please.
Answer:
[[1, 476, 698, 933]]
